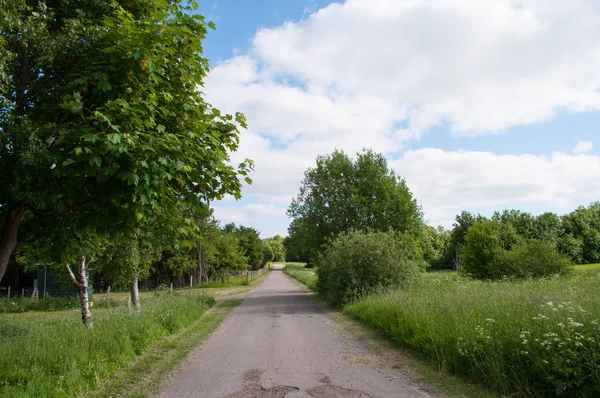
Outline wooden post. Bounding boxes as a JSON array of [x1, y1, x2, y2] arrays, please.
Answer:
[[170, 283, 173, 295], [189, 275, 193, 288], [7, 286, 10, 298], [127, 296, 131, 309], [22, 288, 24, 297]]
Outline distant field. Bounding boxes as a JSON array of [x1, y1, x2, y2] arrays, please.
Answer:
[[574, 263, 600, 270], [284, 264, 316, 290]]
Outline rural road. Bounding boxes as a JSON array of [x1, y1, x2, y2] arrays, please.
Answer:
[[159, 267, 430, 398]]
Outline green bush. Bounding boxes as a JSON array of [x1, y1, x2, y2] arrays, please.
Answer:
[[462, 220, 503, 279], [316, 230, 424, 305], [463, 220, 572, 280], [497, 240, 572, 278]]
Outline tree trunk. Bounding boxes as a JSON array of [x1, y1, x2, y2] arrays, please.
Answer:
[[130, 276, 141, 311], [0, 205, 25, 284], [66, 256, 93, 328]]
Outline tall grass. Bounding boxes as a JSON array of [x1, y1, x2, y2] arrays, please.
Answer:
[[345, 270, 600, 396], [284, 264, 317, 290], [0, 294, 214, 397]]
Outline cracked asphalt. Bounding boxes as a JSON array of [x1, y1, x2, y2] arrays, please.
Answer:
[[158, 267, 430, 398]]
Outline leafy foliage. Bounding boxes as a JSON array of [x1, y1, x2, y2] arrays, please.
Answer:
[[264, 235, 285, 262], [287, 149, 422, 266], [462, 220, 503, 279], [0, 0, 251, 282], [495, 240, 571, 278], [316, 230, 424, 306]]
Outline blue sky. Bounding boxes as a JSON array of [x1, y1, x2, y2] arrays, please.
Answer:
[[197, 0, 600, 237]]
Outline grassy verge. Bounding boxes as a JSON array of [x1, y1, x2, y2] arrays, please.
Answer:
[[283, 264, 316, 290], [86, 298, 242, 398], [0, 293, 216, 397], [345, 270, 600, 397]]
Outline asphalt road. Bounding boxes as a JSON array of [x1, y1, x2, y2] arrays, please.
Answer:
[[159, 268, 430, 398]]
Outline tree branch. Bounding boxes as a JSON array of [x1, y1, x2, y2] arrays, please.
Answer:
[[65, 263, 81, 289]]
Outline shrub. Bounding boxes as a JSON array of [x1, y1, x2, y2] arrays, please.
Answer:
[[462, 220, 503, 279], [316, 230, 424, 305], [497, 240, 572, 278]]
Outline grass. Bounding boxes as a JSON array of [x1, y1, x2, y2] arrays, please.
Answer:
[[345, 269, 600, 397], [574, 263, 600, 270], [86, 298, 242, 398], [284, 264, 316, 290], [0, 292, 216, 397]]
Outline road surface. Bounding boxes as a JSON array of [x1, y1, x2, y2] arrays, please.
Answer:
[[159, 268, 430, 398]]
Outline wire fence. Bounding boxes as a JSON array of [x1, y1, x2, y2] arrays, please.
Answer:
[[0, 267, 270, 300]]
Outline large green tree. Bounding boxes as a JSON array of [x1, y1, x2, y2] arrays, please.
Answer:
[[0, 1, 251, 325], [287, 149, 422, 265], [0, 1, 251, 280]]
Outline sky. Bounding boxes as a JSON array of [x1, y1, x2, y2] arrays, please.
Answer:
[[197, 0, 600, 238]]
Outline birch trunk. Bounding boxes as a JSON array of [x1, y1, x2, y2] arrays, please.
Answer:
[[130, 276, 141, 311], [66, 256, 93, 328]]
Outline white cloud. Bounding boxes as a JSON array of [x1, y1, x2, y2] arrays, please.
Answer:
[[204, 0, 600, 234], [573, 141, 594, 154], [250, 0, 600, 136], [391, 149, 600, 225]]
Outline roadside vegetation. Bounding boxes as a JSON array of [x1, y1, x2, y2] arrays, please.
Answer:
[[345, 269, 600, 397], [0, 293, 214, 397], [284, 148, 600, 397], [284, 263, 316, 290]]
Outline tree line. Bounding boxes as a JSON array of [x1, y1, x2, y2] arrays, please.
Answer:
[[284, 148, 599, 304], [424, 204, 600, 270]]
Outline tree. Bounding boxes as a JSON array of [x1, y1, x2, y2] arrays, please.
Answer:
[[287, 149, 422, 265], [436, 211, 481, 270], [559, 202, 600, 264], [213, 231, 247, 281], [462, 220, 503, 279], [533, 212, 562, 248], [0, 1, 252, 324], [420, 225, 450, 267], [228, 224, 265, 269], [265, 235, 285, 262]]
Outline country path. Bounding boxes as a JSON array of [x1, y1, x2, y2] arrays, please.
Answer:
[[158, 267, 431, 398]]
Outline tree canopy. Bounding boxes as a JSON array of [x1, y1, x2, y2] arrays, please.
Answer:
[[0, 0, 252, 283], [287, 149, 422, 265]]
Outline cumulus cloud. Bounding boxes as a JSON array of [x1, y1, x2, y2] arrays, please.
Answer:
[[391, 149, 600, 226], [203, 0, 600, 235], [572, 141, 594, 154]]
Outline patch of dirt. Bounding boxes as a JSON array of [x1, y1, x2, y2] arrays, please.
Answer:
[[226, 369, 299, 398]]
